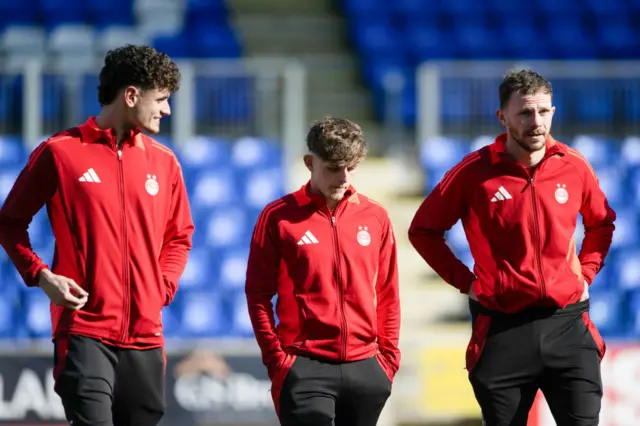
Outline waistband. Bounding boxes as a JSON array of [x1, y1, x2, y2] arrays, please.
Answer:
[[470, 299, 590, 321]]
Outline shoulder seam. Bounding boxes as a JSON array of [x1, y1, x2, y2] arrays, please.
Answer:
[[440, 151, 483, 194], [252, 198, 288, 247], [565, 147, 598, 182]]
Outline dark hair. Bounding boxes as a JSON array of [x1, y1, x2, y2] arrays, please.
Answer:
[[98, 45, 181, 106], [499, 69, 552, 109], [306, 117, 368, 166]]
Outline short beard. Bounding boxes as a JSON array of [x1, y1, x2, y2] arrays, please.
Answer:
[[509, 128, 547, 153]]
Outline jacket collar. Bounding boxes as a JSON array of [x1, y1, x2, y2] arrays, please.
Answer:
[[293, 181, 359, 210], [78, 116, 145, 150], [489, 132, 564, 165]]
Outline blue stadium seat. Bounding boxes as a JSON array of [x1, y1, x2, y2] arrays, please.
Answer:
[[184, 0, 228, 28], [588, 290, 624, 336], [351, 22, 401, 58], [404, 25, 458, 62], [176, 136, 232, 172], [177, 247, 216, 292], [455, 24, 506, 59], [571, 135, 618, 169], [175, 290, 227, 337], [342, 0, 389, 21], [575, 84, 615, 122], [419, 136, 469, 192], [0, 136, 26, 166], [0, 287, 19, 338], [0, 167, 20, 205], [40, 0, 88, 28], [0, 3, 37, 27], [241, 168, 285, 209], [23, 290, 52, 338], [204, 207, 249, 249], [447, 221, 469, 252], [231, 136, 281, 169], [440, 79, 473, 124], [81, 74, 100, 119], [217, 249, 249, 290], [612, 249, 640, 290], [544, 15, 599, 59], [87, 0, 134, 28], [42, 75, 65, 122], [191, 168, 237, 208], [189, 25, 242, 59], [224, 288, 254, 337], [195, 76, 254, 122], [152, 33, 192, 58], [626, 289, 640, 335]]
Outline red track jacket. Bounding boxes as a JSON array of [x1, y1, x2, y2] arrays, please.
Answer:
[[0, 117, 194, 347], [245, 183, 401, 387], [409, 134, 616, 313]]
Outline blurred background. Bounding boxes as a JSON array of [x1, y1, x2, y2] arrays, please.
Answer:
[[0, 0, 639, 425]]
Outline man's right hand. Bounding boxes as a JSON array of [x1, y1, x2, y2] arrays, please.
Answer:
[[38, 269, 89, 310], [468, 281, 478, 301]]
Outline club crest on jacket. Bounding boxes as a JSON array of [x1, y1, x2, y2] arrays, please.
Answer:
[[146, 174, 159, 196], [555, 183, 568, 204], [357, 226, 371, 246]]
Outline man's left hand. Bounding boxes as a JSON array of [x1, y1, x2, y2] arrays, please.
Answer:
[[580, 280, 590, 302]]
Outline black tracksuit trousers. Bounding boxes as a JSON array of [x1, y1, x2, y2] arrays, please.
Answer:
[[467, 299, 605, 426], [276, 355, 392, 426], [53, 334, 165, 426]]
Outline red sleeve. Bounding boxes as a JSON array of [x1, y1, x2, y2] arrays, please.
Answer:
[[0, 142, 57, 287], [160, 163, 195, 306], [376, 213, 401, 378], [408, 159, 477, 294], [577, 160, 616, 284], [245, 203, 284, 380]]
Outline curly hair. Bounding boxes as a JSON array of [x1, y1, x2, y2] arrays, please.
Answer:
[[98, 45, 181, 106], [306, 117, 368, 166], [499, 69, 552, 109]]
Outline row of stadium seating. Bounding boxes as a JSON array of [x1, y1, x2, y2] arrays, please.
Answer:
[[0, 134, 285, 338], [341, 0, 640, 125], [420, 134, 640, 338], [0, 75, 253, 127], [2, 74, 640, 132]]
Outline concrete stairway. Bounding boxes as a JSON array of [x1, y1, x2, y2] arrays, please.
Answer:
[[226, 0, 378, 134]]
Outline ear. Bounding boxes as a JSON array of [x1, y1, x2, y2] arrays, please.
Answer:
[[496, 108, 506, 127], [123, 86, 138, 108], [303, 154, 313, 172]]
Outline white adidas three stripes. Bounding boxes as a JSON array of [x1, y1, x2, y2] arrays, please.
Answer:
[[491, 186, 512, 202]]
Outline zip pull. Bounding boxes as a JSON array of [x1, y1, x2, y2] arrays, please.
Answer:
[[331, 216, 336, 226], [530, 178, 534, 184], [118, 149, 122, 160]]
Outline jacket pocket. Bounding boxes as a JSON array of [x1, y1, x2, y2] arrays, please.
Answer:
[[580, 312, 606, 361], [466, 310, 492, 373], [375, 352, 393, 384], [270, 353, 297, 418]]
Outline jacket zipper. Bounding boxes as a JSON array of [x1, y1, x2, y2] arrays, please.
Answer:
[[528, 176, 547, 300], [331, 213, 348, 361], [117, 148, 131, 343]]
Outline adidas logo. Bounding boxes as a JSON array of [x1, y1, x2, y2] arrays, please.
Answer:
[[491, 186, 512, 202], [79, 168, 101, 183], [297, 230, 319, 245]]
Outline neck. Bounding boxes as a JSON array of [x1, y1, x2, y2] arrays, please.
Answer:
[[309, 181, 339, 211], [505, 135, 546, 168], [95, 107, 134, 147]]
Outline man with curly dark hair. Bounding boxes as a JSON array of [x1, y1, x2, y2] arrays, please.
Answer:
[[246, 117, 401, 425], [0, 45, 194, 426]]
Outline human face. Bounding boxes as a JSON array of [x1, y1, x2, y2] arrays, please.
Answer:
[[126, 87, 171, 134], [306, 154, 359, 207], [497, 90, 555, 153]]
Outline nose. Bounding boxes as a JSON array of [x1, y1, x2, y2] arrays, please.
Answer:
[[532, 111, 543, 127], [161, 102, 171, 117]]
